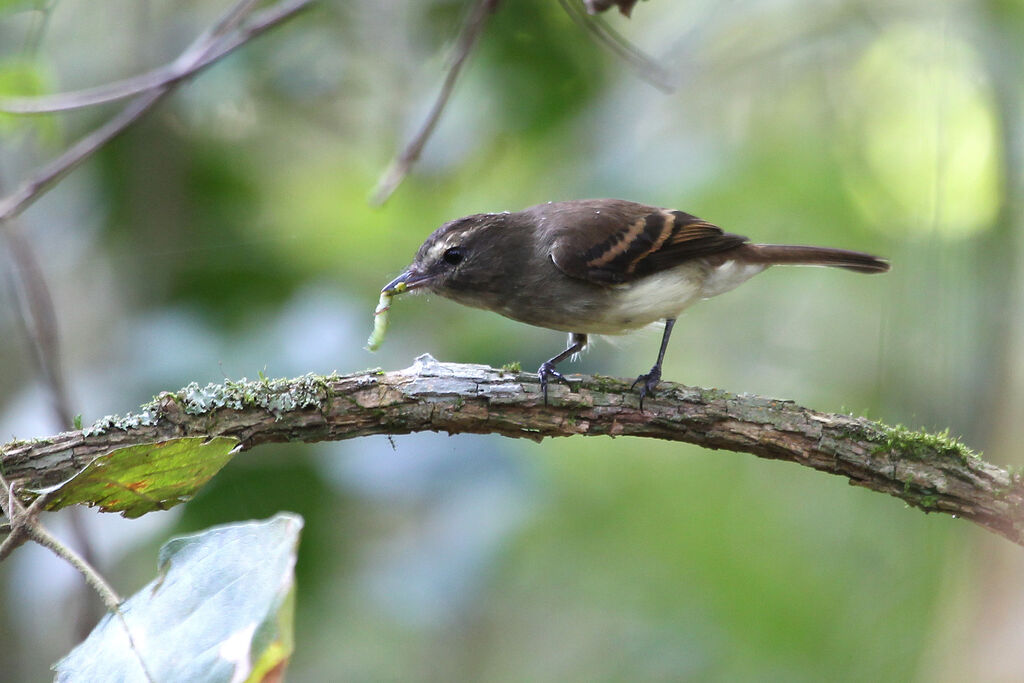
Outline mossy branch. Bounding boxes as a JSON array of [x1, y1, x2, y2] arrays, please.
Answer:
[[2, 354, 1022, 546]]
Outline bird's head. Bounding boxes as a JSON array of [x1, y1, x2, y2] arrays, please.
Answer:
[[381, 212, 514, 299]]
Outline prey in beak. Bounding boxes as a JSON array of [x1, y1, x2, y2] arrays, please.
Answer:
[[381, 269, 433, 295], [367, 269, 433, 351]]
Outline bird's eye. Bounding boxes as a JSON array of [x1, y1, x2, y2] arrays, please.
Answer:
[[442, 247, 464, 266]]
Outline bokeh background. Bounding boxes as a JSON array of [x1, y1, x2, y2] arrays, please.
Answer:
[[2, 0, 1023, 680]]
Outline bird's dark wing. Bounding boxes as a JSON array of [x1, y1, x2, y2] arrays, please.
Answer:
[[543, 200, 749, 284]]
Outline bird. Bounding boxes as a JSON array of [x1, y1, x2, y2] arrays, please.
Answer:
[[380, 199, 889, 407]]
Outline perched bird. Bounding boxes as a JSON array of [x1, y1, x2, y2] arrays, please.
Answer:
[[381, 199, 889, 406]]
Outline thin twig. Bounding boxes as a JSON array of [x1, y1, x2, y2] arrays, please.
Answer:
[[0, 0, 315, 223], [0, 65, 194, 114], [22, 0, 56, 56], [0, 0, 314, 114], [0, 530, 29, 564], [36, 513, 156, 682], [0, 475, 56, 562], [370, 0, 502, 205], [0, 88, 166, 223], [558, 0, 675, 92], [31, 522, 154, 683], [181, 0, 264, 59], [0, 482, 117, 613], [27, 522, 122, 611]]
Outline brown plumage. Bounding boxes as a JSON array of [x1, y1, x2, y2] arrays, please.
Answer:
[[382, 199, 889, 406]]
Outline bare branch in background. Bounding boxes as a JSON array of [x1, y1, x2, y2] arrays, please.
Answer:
[[3, 356, 1021, 546], [21, 0, 57, 55], [370, 0, 503, 205], [369, 0, 673, 204], [0, 0, 312, 115], [0, 0, 315, 224], [0, 62, 204, 114], [3, 224, 74, 428], [558, 0, 674, 92]]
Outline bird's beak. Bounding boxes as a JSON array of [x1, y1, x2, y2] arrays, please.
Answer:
[[381, 269, 433, 295]]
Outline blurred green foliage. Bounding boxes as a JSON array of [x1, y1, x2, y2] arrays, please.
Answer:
[[0, 57, 54, 136], [1, 0, 1023, 681]]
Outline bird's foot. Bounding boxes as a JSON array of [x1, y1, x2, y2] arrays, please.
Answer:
[[631, 365, 662, 411], [538, 362, 574, 404]]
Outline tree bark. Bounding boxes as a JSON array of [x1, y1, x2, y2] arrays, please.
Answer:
[[3, 354, 1022, 545]]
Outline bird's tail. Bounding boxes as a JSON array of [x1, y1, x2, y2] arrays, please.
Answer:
[[744, 244, 890, 274]]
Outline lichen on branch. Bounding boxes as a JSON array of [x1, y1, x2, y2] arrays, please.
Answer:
[[2, 354, 1022, 545]]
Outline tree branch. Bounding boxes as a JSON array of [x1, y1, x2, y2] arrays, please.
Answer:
[[2, 221, 74, 428], [0, 0, 314, 223], [558, 0, 674, 92], [0, 0, 312, 114], [369, 0, 502, 205], [2, 354, 1021, 545]]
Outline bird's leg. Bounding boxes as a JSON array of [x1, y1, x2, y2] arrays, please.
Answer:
[[632, 318, 675, 410], [538, 333, 587, 404]]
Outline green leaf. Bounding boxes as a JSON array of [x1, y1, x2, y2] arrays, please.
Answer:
[[35, 436, 239, 518], [54, 513, 302, 683]]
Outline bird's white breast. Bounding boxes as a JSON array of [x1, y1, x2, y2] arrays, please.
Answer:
[[594, 260, 767, 334]]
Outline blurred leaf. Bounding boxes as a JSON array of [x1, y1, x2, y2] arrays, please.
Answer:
[[36, 437, 239, 518], [261, 158, 453, 285], [985, 0, 1024, 30], [0, 59, 45, 97], [478, 0, 606, 135], [54, 513, 302, 683], [0, 0, 47, 15], [839, 24, 1000, 239], [695, 135, 876, 246], [0, 57, 56, 138], [98, 134, 307, 327]]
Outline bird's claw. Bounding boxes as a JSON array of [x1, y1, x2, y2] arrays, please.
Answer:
[[538, 362, 574, 404], [631, 365, 662, 411]]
